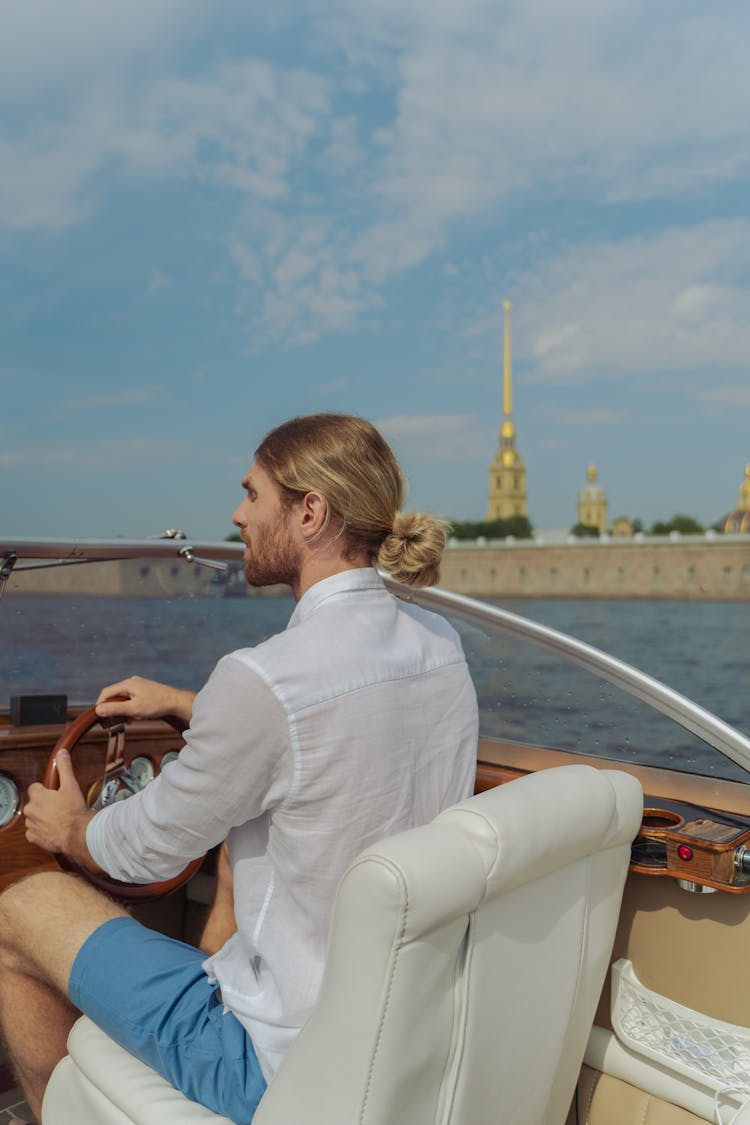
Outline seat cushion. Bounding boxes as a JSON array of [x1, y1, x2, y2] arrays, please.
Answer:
[[43, 1016, 231, 1125]]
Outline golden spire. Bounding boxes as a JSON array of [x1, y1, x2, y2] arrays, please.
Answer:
[[486, 297, 527, 520], [502, 298, 512, 419]]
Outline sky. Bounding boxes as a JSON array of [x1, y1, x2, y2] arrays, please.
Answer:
[[2, 0, 750, 540]]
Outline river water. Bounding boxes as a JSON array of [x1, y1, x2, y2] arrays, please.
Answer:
[[2, 593, 749, 783]]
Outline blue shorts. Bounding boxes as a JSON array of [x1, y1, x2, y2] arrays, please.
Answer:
[[68, 917, 267, 1124]]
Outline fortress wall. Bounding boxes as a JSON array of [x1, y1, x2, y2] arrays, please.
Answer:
[[7, 539, 750, 600], [7, 559, 286, 598], [7, 559, 215, 597], [439, 538, 750, 600]]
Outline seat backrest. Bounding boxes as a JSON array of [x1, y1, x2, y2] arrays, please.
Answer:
[[254, 764, 642, 1125]]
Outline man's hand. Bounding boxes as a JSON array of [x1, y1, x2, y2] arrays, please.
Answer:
[[95, 676, 195, 724], [24, 748, 99, 871]]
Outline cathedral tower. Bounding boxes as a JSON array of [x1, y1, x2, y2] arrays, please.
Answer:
[[487, 300, 527, 520], [577, 464, 608, 533], [723, 464, 750, 534]]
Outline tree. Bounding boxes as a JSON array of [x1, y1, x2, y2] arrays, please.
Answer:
[[649, 514, 704, 535], [570, 523, 600, 538], [670, 514, 705, 535], [450, 515, 534, 540]]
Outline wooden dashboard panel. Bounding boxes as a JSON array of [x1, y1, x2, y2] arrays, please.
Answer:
[[3, 718, 750, 895], [476, 746, 750, 894], [0, 716, 184, 892]]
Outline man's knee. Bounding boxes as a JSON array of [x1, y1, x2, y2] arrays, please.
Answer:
[[0, 872, 128, 990], [0, 871, 84, 926]]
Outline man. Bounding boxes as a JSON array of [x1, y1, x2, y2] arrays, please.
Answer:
[[0, 413, 478, 1123]]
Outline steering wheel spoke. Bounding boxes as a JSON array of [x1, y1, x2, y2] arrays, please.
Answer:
[[44, 706, 204, 901]]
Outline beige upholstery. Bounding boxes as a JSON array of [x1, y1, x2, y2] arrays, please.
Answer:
[[577, 1066, 711, 1124], [43, 764, 642, 1125]]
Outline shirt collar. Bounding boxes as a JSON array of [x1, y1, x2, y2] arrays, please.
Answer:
[[287, 567, 386, 629]]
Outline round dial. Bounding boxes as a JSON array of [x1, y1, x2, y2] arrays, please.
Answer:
[[160, 750, 180, 769], [0, 775, 20, 828], [128, 756, 155, 789]]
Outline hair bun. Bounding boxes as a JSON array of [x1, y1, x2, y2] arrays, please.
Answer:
[[377, 511, 450, 588]]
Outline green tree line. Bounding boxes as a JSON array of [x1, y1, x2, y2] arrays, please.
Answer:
[[449, 515, 534, 540]]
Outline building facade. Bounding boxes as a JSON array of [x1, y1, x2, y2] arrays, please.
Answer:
[[576, 464, 608, 533]]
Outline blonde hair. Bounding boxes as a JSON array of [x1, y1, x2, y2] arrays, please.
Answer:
[[256, 413, 450, 587]]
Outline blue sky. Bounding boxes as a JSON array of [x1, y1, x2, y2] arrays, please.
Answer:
[[2, 0, 750, 539]]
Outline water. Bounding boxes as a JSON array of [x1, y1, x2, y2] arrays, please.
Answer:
[[2, 592, 749, 783], [463, 598, 750, 782]]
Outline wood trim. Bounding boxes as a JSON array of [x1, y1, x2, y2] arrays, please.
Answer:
[[475, 739, 750, 894]]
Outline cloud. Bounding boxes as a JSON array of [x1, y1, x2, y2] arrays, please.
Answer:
[[51, 386, 160, 419], [691, 385, 750, 413], [232, 214, 385, 344], [376, 413, 485, 461], [3, 0, 750, 347], [512, 220, 750, 384], [0, 435, 186, 471], [544, 407, 632, 428], [147, 268, 172, 294], [326, 0, 750, 240], [237, 0, 750, 342], [0, 50, 331, 232], [536, 438, 576, 451], [0, 1, 208, 97]]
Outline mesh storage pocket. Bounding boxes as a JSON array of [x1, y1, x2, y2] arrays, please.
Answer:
[[611, 959, 750, 1093]]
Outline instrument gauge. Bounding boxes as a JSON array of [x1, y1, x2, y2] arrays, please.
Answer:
[[0, 774, 20, 828], [160, 750, 180, 770], [129, 756, 155, 789]]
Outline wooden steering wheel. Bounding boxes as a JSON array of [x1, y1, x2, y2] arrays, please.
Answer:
[[43, 705, 204, 901]]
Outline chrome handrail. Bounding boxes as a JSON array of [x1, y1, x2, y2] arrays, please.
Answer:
[[0, 537, 244, 563], [385, 577, 750, 774]]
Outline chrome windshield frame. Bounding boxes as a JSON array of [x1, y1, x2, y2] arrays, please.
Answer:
[[2, 537, 749, 776]]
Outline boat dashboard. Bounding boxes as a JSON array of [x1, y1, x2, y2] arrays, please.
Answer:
[[3, 710, 750, 897]]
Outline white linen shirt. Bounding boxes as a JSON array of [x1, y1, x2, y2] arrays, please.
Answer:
[[87, 568, 478, 1080]]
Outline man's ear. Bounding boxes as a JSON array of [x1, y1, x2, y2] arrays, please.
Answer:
[[298, 490, 328, 540]]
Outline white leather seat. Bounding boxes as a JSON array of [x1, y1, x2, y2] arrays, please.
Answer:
[[43, 764, 642, 1125]]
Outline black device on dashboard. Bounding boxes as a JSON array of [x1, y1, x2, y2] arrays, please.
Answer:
[[10, 694, 68, 726]]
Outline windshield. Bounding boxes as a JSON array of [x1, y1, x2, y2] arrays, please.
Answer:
[[2, 552, 749, 783], [449, 601, 750, 782]]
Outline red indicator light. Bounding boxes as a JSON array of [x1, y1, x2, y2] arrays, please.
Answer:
[[678, 845, 694, 862]]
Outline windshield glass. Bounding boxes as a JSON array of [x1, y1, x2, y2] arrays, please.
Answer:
[[445, 599, 750, 783], [2, 556, 748, 783]]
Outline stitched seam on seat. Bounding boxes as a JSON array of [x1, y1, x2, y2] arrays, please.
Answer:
[[440, 912, 474, 1125], [542, 855, 592, 1122], [358, 857, 409, 1125], [582, 1068, 597, 1124], [440, 807, 502, 885], [639, 1092, 650, 1125]]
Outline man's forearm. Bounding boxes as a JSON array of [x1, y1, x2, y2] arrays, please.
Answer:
[[64, 810, 102, 873]]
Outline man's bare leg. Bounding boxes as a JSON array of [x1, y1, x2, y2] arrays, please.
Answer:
[[0, 871, 128, 1119], [199, 843, 237, 955]]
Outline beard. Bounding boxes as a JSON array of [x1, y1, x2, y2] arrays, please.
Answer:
[[243, 516, 300, 589]]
